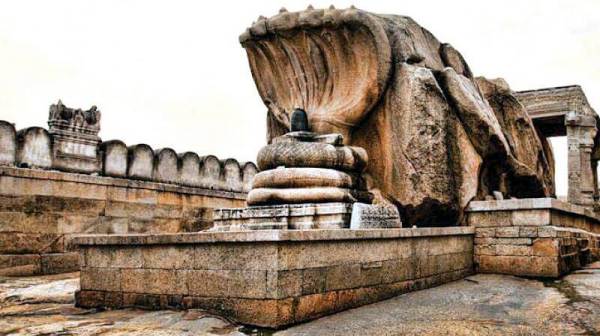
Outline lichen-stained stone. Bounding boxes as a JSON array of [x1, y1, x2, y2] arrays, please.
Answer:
[[178, 152, 201, 187], [127, 144, 154, 181], [241, 7, 554, 226], [121, 269, 187, 295], [199, 155, 221, 189], [80, 267, 122, 291], [100, 140, 128, 177], [15, 127, 52, 169], [142, 246, 193, 269], [222, 159, 242, 192], [40, 252, 80, 274], [0, 232, 64, 254], [153, 148, 178, 184], [0, 120, 16, 166], [476, 255, 559, 277], [241, 162, 258, 192], [74, 227, 475, 327], [186, 269, 268, 298]]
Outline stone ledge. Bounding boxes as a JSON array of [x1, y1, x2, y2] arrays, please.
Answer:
[[71, 227, 475, 246], [0, 166, 246, 200], [467, 198, 599, 221]]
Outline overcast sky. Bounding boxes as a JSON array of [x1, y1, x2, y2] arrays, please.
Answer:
[[1, 0, 598, 195]]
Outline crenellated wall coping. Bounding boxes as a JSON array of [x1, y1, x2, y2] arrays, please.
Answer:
[[70, 227, 474, 246], [0, 120, 258, 193]]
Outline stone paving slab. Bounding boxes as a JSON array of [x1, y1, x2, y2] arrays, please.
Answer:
[[1, 265, 600, 335]]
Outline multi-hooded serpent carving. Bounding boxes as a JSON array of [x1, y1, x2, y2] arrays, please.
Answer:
[[240, 6, 555, 226]]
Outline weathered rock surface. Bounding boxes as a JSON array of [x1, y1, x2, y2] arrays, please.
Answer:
[[252, 168, 363, 189], [241, 7, 554, 226], [2, 264, 600, 335]]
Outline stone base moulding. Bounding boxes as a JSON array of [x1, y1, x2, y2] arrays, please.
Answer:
[[212, 202, 402, 231], [212, 203, 354, 230], [73, 227, 474, 328], [467, 198, 600, 278]]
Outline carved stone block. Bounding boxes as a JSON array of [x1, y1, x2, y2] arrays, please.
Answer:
[[212, 203, 354, 231], [48, 100, 101, 174], [349, 203, 402, 229]]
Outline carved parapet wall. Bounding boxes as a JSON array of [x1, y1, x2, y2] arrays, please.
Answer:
[[0, 121, 16, 166], [48, 100, 102, 174], [16, 127, 53, 169], [0, 119, 257, 194], [0, 112, 257, 276]]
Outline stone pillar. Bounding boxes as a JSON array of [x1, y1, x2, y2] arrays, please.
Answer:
[[566, 111, 597, 207]]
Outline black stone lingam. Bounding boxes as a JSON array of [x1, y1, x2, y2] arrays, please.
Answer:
[[290, 108, 309, 132]]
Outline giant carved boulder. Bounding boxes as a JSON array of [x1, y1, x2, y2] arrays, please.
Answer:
[[240, 7, 554, 226]]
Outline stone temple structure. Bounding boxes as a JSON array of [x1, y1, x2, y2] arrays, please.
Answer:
[[2, 5, 600, 330], [213, 108, 401, 231], [239, 7, 555, 227], [0, 101, 257, 276]]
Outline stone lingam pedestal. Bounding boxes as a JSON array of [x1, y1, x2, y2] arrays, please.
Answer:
[[212, 109, 401, 231]]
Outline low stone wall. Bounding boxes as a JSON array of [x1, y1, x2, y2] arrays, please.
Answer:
[[0, 166, 247, 276], [0, 120, 258, 193], [467, 198, 600, 278], [73, 227, 474, 328], [0, 117, 257, 276]]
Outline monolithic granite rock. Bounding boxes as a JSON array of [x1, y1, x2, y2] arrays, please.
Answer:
[[240, 7, 554, 226]]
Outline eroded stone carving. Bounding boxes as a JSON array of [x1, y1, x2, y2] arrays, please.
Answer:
[[48, 100, 101, 173], [215, 109, 401, 230], [241, 7, 554, 226], [153, 148, 178, 184], [16, 127, 52, 169], [100, 140, 128, 177], [127, 144, 154, 180]]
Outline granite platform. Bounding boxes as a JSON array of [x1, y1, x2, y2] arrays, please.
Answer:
[[467, 198, 600, 277], [73, 227, 474, 328]]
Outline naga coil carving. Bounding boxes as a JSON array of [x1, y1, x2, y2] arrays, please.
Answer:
[[241, 7, 554, 226]]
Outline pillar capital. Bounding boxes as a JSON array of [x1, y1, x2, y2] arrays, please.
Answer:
[[565, 111, 597, 128]]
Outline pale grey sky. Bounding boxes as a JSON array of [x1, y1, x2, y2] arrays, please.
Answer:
[[1, 0, 599, 195]]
